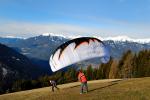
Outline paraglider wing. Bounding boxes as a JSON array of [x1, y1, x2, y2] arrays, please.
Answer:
[[49, 37, 110, 72]]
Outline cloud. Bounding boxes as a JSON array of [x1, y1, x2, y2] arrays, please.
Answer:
[[0, 20, 118, 38], [0, 19, 150, 38], [85, 16, 150, 38]]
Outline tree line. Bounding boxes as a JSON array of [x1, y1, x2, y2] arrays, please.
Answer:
[[0, 49, 150, 94]]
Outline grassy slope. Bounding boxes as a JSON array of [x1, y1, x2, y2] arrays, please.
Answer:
[[0, 78, 150, 100]]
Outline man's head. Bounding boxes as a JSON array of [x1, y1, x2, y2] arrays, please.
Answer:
[[78, 70, 82, 73]]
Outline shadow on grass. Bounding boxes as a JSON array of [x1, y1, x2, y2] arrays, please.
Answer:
[[70, 85, 80, 88], [69, 79, 122, 91], [88, 80, 122, 92], [88, 83, 117, 92]]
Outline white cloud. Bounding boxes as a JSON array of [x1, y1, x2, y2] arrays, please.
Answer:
[[0, 20, 149, 39], [0, 21, 117, 38]]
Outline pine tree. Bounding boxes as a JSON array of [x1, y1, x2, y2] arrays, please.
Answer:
[[109, 60, 118, 79], [103, 57, 113, 78], [93, 68, 98, 80], [132, 54, 138, 77], [96, 64, 104, 79], [135, 50, 150, 77], [64, 67, 77, 83], [117, 50, 134, 78], [86, 65, 93, 80], [54, 71, 65, 84]]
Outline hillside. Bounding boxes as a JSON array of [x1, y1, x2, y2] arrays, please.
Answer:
[[0, 43, 47, 79], [0, 77, 150, 100], [0, 43, 50, 94]]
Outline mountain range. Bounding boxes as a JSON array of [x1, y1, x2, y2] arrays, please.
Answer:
[[1, 33, 150, 60], [0, 33, 149, 84], [0, 33, 149, 69]]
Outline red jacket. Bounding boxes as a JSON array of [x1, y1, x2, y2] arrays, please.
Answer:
[[78, 72, 87, 83]]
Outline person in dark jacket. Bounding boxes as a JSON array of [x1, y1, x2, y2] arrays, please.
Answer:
[[49, 80, 59, 92]]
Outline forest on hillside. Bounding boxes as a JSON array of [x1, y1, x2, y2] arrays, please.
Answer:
[[0, 49, 150, 94]]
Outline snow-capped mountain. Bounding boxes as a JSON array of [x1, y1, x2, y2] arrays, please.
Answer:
[[1, 33, 150, 43], [102, 36, 150, 44], [42, 33, 68, 39], [41, 33, 150, 43], [0, 33, 149, 61]]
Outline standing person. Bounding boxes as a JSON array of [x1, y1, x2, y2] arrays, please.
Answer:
[[49, 80, 59, 92], [78, 70, 88, 94]]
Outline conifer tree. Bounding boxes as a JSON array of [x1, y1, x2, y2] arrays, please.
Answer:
[[86, 65, 93, 80], [117, 50, 134, 78], [109, 60, 118, 79]]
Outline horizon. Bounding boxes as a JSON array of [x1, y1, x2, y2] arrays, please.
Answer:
[[1, 32, 150, 43], [0, 0, 150, 39]]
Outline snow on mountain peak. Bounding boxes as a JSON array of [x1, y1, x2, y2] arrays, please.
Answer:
[[100, 36, 150, 43], [42, 33, 84, 39], [5, 35, 16, 38], [42, 33, 150, 43], [42, 33, 67, 38], [103, 36, 133, 41], [1, 35, 26, 39]]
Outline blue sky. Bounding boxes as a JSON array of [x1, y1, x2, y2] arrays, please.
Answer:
[[0, 0, 150, 38]]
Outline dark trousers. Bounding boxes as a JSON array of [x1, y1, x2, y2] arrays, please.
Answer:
[[80, 82, 88, 93], [52, 84, 59, 92]]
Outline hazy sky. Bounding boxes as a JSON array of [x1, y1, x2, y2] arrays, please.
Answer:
[[0, 0, 150, 38]]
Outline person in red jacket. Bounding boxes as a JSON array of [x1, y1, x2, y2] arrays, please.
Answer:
[[78, 70, 88, 94]]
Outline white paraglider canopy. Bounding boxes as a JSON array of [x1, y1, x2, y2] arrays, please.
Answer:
[[49, 37, 110, 72]]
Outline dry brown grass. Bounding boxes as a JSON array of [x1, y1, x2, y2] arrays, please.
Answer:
[[0, 78, 150, 100]]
